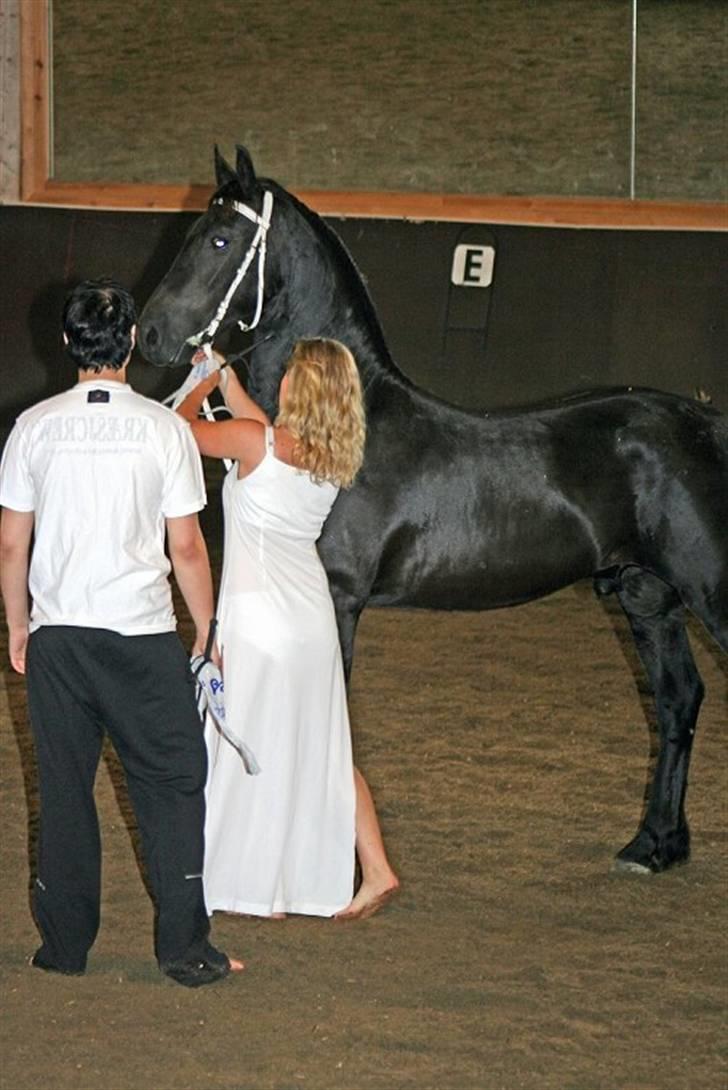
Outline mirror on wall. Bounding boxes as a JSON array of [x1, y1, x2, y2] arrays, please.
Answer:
[[47, 0, 725, 203]]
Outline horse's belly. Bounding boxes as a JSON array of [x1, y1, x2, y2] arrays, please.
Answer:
[[369, 523, 599, 610], [370, 567, 592, 610]]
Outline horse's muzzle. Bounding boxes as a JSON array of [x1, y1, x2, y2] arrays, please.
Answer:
[[137, 320, 190, 368]]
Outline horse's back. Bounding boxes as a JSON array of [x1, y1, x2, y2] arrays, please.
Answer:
[[328, 383, 727, 627]]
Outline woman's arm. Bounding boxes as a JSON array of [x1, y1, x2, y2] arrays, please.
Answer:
[[176, 365, 270, 426], [175, 373, 267, 470], [222, 365, 270, 424], [175, 371, 223, 424]]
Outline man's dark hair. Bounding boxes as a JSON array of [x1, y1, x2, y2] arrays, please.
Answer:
[[62, 279, 137, 372]]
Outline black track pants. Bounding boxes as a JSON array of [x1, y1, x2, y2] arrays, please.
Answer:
[[26, 626, 211, 972]]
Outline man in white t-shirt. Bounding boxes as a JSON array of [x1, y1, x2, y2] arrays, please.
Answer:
[[0, 280, 242, 988]]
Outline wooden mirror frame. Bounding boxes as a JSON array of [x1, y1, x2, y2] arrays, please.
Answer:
[[20, 0, 727, 228]]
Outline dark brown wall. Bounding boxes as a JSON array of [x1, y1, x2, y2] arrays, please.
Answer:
[[2, 205, 725, 448]]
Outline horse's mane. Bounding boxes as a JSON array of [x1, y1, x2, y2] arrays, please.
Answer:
[[261, 177, 412, 385]]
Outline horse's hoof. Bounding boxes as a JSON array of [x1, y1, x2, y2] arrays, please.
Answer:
[[615, 826, 690, 874], [612, 857, 653, 876]]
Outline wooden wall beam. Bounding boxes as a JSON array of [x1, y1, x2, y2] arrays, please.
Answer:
[[18, 0, 728, 231], [19, 0, 48, 201]]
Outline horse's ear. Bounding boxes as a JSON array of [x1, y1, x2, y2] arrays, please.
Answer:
[[214, 145, 237, 187], [234, 145, 259, 198]]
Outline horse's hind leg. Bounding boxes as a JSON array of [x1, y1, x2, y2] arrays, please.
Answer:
[[608, 566, 705, 874]]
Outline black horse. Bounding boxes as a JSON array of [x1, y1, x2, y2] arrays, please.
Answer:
[[140, 146, 727, 876]]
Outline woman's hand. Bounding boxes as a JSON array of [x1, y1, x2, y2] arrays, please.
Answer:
[[194, 371, 221, 400]]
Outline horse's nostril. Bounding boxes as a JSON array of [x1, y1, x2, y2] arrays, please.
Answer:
[[145, 326, 159, 347]]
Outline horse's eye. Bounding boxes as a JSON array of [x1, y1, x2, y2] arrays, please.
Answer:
[[211, 236, 229, 250]]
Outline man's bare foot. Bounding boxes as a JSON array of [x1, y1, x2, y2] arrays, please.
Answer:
[[228, 957, 245, 972], [334, 875, 399, 921]]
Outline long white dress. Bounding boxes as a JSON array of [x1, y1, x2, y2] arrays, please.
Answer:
[[203, 427, 356, 917]]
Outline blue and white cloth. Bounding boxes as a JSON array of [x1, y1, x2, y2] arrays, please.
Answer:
[[191, 654, 260, 776]]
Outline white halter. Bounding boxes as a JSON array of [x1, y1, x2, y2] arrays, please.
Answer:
[[185, 189, 274, 348]]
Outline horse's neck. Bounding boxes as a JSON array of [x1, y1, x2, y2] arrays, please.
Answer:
[[278, 194, 405, 386], [248, 191, 412, 416]]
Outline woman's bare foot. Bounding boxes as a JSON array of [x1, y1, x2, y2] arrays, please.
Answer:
[[334, 874, 399, 921], [269, 912, 287, 920], [228, 957, 245, 972]]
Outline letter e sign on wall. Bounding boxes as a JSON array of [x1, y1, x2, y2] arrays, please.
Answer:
[[451, 243, 495, 287]]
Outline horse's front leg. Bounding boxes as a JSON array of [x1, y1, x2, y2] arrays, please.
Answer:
[[612, 567, 704, 873]]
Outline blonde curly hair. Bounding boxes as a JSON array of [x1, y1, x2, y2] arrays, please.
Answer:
[[275, 338, 365, 488]]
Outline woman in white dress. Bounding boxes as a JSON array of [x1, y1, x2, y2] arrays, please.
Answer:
[[177, 339, 398, 919]]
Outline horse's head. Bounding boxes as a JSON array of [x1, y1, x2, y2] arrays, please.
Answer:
[[139, 144, 398, 418], [139, 145, 275, 369]]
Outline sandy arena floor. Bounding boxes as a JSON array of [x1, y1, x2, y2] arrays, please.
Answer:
[[2, 551, 726, 1089]]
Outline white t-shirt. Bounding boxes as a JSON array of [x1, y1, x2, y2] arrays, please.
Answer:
[[0, 379, 206, 635]]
